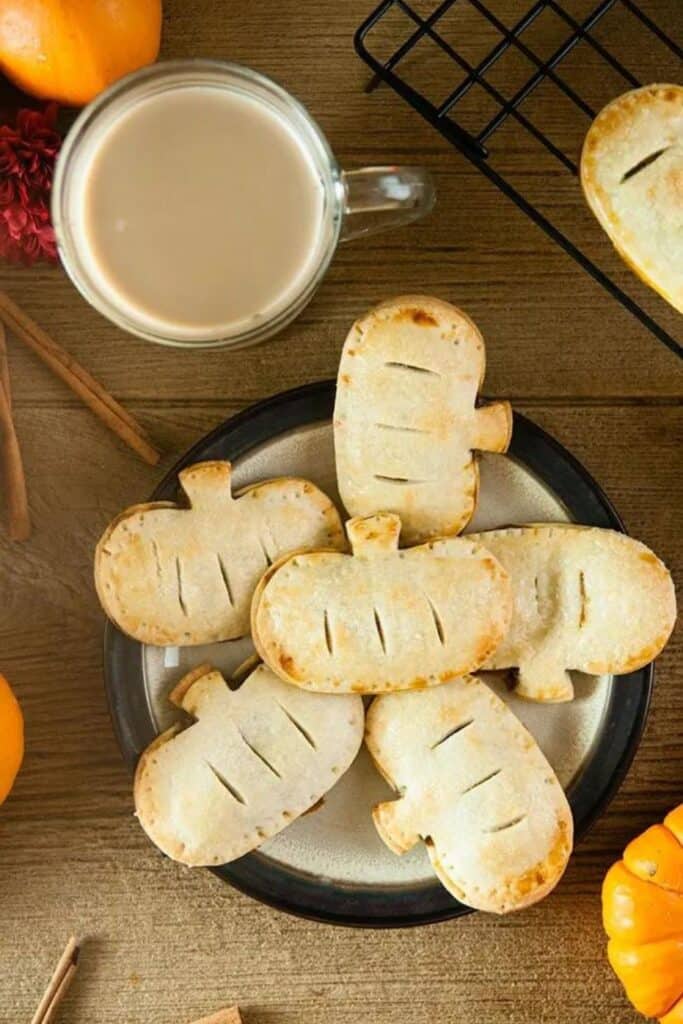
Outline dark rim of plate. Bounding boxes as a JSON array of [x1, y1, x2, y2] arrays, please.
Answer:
[[103, 380, 653, 928]]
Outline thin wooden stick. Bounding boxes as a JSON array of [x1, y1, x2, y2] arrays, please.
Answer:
[[188, 1009, 243, 1024], [0, 291, 161, 466], [0, 291, 145, 436], [0, 322, 11, 409], [30, 937, 79, 1024], [0, 323, 31, 541], [41, 963, 78, 1024]]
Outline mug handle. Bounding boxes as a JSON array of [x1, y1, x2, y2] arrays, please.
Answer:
[[340, 166, 435, 241]]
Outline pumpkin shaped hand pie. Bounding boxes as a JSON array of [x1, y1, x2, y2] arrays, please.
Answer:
[[95, 461, 345, 646], [467, 525, 676, 703], [334, 296, 512, 545], [135, 662, 364, 866], [366, 676, 573, 913], [581, 84, 683, 313], [603, 805, 683, 1021], [252, 512, 512, 694]]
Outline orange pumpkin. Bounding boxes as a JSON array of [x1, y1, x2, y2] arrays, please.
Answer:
[[0, 0, 162, 106], [603, 805, 683, 1021], [0, 673, 23, 805]]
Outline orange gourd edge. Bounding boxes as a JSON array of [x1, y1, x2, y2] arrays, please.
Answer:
[[0, 1, 163, 107], [602, 804, 683, 1022], [0, 673, 24, 805]]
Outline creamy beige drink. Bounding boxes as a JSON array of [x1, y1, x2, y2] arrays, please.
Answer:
[[75, 87, 325, 340], [54, 61, 434, 347]]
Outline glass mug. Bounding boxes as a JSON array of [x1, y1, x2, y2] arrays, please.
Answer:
[[52, 60, 435, 349]]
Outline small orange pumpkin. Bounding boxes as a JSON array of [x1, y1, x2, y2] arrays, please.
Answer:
[[603, 805, 683, 1021], [0, 0, 162, 107], [0, 673, 23, 806]]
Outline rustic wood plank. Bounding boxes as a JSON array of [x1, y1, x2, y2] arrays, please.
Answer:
[[0, 401, 679, 1023], [0, 0, 679, 1019]]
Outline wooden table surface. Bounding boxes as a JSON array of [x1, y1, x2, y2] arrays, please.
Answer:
[[0, 1, 680, 1022]]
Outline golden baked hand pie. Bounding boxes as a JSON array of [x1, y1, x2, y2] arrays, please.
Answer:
[[581, 84, 683, 312], [467, 525, 676, 702], [252, 512, 512, 694], [95, 460, 344, 646], [135, 662, 364, 866], [334, 296, 512, 545], [366, 676, 573, 914]]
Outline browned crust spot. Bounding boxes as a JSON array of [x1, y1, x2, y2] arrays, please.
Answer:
[[509, 817, 571, 902], [303, 797, 325, 817], [391, 307, 439, 327], [412, 309, 438, 326], [278, 652, 298, 677]]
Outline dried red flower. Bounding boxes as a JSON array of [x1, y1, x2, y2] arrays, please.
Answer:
[[0, 104, 61, 265]]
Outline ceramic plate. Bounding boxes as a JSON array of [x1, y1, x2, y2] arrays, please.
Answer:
[[104, 381, 652, 926]]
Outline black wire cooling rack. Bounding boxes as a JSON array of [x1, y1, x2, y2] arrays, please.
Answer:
[[355, 0, 682, 358]]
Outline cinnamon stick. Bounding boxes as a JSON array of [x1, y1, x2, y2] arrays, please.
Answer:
[[0, 291, 161, 466], [188, 1009, 243, 1024], [41, 963, 78, 1024], [30, 936, 79, 1024], [0, 324, 10, 403], [0, 323, 31, 541]]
